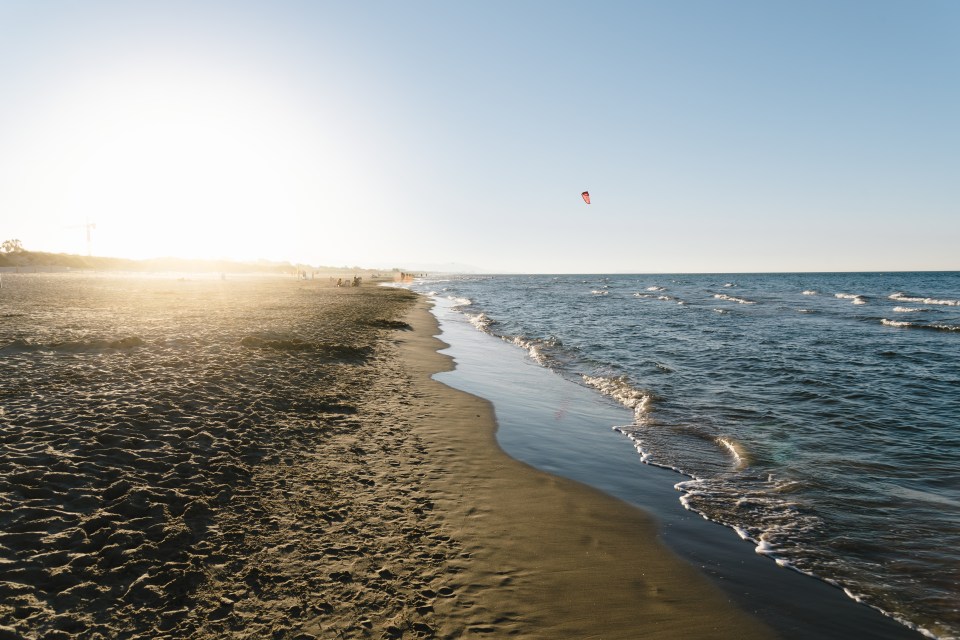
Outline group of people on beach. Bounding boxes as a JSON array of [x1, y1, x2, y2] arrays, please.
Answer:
[[335, 276, 362, 287]]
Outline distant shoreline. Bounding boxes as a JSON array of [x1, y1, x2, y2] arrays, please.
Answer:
[[0, 250, 396, 278]]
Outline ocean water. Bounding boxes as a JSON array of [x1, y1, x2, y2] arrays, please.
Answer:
[[412, 272, 960, 640]]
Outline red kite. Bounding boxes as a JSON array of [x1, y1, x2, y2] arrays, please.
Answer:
[[581, 191, 591, 204]]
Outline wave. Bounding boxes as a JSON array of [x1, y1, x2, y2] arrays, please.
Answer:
[[612, 426, 684, 470], [634, 292, 683, 304], [835, 293, 868, 305], [467, 313, 496, 332], [511, 336, 547, 365], [713, 293, 755, 305], [881, 319, 960, 333], [509, 335, 566, 366], [581, 374, 654, 424], [420, 274, 959, 638], [450, 296, 473, 307], [716, 437, 749, 470], [890, 292, 960, 307], [590, 290, 609, 296]]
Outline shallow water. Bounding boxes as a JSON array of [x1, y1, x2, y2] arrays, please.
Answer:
[[414, 272, 960, 640]]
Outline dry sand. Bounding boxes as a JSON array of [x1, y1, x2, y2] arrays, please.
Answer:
[[0, 275, 776, 639]]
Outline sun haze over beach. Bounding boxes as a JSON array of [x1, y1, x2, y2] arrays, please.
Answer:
[[1, 1, 957, 273], [2, 4, 959, 640]]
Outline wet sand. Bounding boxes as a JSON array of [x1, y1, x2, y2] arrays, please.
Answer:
[[0, 275, 775, 638]]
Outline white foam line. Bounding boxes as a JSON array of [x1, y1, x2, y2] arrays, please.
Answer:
[[890, 292, 960, 306]]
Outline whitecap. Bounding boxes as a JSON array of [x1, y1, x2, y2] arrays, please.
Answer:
[[835, 293, 867, 304], [889, 292, 960, 306], [843, 588, 865, 604], [716, 437, 749, 469], [882, 319, 912, 328], [583, 375, 653, 423], [467, 313, 495, 331], [882, 319, 960, 333], [714, 293, 755, 305], [755, 540, 776, 556], [511, 336, 548, 365], [733, 526, 753, 541]]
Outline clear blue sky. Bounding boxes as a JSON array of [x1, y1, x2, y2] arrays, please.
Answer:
[[1, 1, 957, 272]]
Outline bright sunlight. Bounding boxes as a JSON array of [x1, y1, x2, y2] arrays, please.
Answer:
[[6, 52, 359, 263]]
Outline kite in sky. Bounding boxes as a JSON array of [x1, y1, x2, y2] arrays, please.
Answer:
[[581, 191, 591, 204]]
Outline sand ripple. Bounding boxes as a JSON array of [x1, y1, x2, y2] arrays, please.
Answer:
[[0, 275, 455, 639]]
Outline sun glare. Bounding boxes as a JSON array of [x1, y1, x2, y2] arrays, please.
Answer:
[[18, 58, 348, 264]]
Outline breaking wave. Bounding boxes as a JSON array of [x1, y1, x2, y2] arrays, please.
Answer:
[[889, 292, 960, 307], [509, 335, 569, 366], [881, 319, 960, 333], [467, 313, 496, 332], [835, 293, 868, 305], [581, 374, 654, 424]]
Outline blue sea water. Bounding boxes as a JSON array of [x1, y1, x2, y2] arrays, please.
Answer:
[[412, 272, 960, 640]]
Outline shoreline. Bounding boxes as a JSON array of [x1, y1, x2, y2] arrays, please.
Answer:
[[419, 291, 929, 640], [0, 275, 925, 638], [1, 275, 772, 639], [396, 295, 778, 638]]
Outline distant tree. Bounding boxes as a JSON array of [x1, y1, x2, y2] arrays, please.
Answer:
[[1, 239, 24, 253]]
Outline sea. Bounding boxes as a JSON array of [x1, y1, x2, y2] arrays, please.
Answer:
[[410, 272, 960, 640]]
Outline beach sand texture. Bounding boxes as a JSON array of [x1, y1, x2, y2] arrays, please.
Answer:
[[0, 275, 774, 639]]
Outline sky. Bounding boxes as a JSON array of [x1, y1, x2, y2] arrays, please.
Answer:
[[0, 1, 957, 273]]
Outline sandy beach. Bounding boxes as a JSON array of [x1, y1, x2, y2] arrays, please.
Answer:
[[0, 275, 775, 639]]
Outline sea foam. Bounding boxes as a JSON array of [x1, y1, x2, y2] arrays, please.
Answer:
[[582, 374, 653, 423], [882, 319, 960, 332], [835, 293, 868, 304], [890, 292, 960, 306], [713, 293, 756, 304]]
